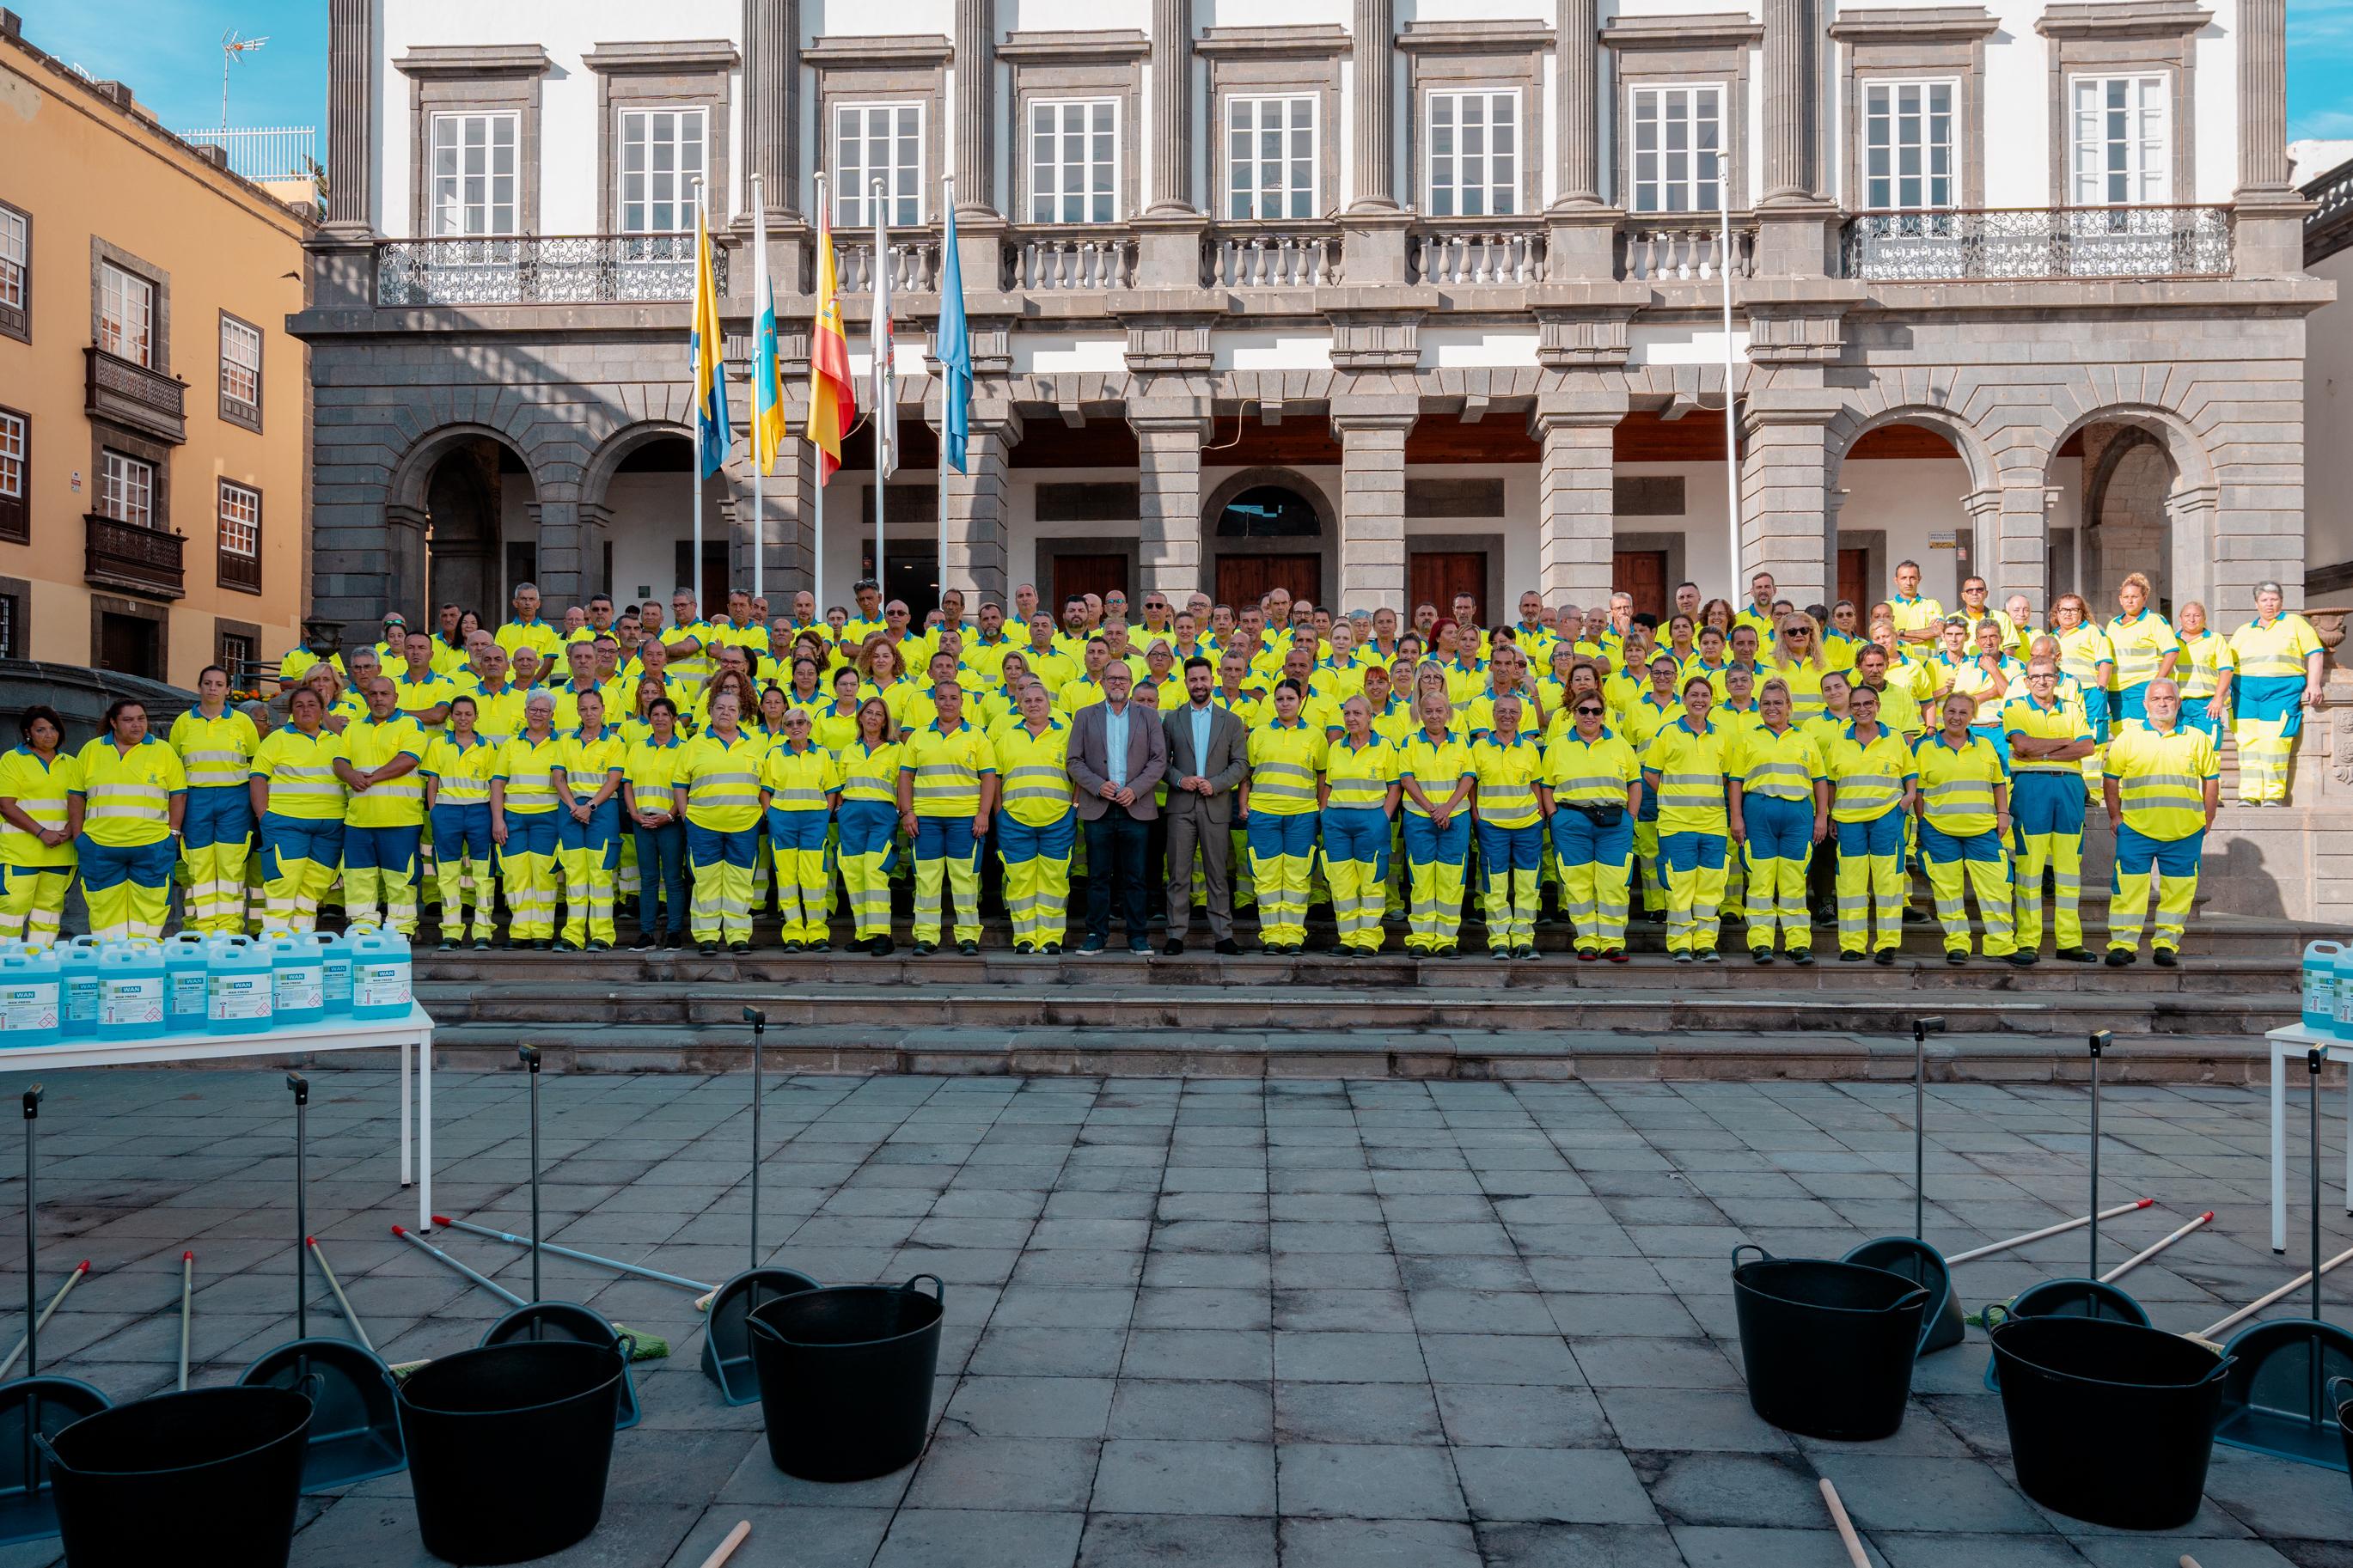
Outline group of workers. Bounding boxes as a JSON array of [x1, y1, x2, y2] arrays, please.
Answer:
[[0, 564, 2325, 965]]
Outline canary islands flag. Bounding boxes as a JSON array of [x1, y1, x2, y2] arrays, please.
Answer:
[[690, 201, 731, 479]]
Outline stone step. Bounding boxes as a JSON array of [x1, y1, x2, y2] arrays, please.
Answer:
[[414, 974, 2294, 1039], [411, 1019, 2288, 1083]]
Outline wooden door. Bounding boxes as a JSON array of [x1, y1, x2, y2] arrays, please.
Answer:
[[1409, 552, 1486, 623], [1837, 548, 1870, 611], [1054, 553, 1130, 612], [1216, 553, 1322, 612], [1612, 550, 1669, 621], [673, 540, 728, 611], [97, 613, 161, 680]]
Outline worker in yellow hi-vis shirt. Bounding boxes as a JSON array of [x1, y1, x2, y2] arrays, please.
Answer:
[[2101, 679, 2220, 967], [70, 699, 186, 942], [553, 690, 628, 950], [169, 665, 261, 934], [898, 680, 998, 955], [675, 689, 767, 955], [336, 678, 429, 936], [251, 688, 346, 933], [0, 708, 81, 946]]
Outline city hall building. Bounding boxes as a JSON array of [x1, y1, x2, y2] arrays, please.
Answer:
[[291, 0, 2321, 632]]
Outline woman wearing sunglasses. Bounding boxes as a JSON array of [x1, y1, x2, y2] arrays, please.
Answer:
[[1544, 693, 1641, 961]]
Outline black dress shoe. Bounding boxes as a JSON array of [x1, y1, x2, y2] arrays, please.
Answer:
[[2056, 946, 2096, 964], [1214, 937, 1241, 955], [1163, 939, 1185, 956]]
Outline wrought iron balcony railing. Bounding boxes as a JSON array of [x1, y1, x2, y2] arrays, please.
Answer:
[[85, 514, 185, 601], [375, 235, 723, 306], [1843, 205, 2232, 282]]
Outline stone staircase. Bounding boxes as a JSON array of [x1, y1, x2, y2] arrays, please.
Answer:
[[408, 901, 2319, 1084]]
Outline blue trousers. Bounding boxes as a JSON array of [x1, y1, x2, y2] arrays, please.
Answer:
[[344, 823, 423, 878], [1401, 811, 1471, 950], [633, 821, 687, 934], [181, 784, 253, 850], [1321, 806, 1391, 879], [76, 835, 176, 891]]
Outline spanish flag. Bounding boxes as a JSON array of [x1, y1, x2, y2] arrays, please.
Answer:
[[808, 203, 857, 485], [690, 202, 731, 478]]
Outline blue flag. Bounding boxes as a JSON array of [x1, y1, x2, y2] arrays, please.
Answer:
[[938, 202, 972, 474]]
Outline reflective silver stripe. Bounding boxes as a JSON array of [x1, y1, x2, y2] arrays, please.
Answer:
[[1553, 774, 1620, 795], [769, 790, 828, 808], [914, 764, 979, 784]]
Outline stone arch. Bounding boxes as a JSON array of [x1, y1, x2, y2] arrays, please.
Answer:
[[1198, 467, 1342, 611], [1821, 403, 1997, 609], [1823, 403, 1999, 496], [383, 424, 541, 631], [2046, 403, 2218, 616], [580, 419, 694, 515]]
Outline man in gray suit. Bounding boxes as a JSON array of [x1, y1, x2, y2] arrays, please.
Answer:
[[1161, 655, 1250, 955], [1066, 662, 1169, 955]]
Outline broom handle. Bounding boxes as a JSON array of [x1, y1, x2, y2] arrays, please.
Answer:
[[0, 1261, 89, 1382], [2088, 1031, 2109, 1278], [697, 1520, 752, 1568], [523, 1046, 541, 1307], [2099, 1211, 2213, 1283], [2197, 1242, 2353, 1339], [1818, 1479, 1871, 1568], [309, 1237, 376, 1355], [392, 1224, 526, 1309], [290, 1073, 309, 1342], [431, 1217, 712, 1292], [1945, 1199, 2152, 1265], [178, 1251, 193, 1391], [2312, 1047, 2325, 1324], [750, 1012, 763, 1271]]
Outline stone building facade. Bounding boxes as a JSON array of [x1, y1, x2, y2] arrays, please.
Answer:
[[291, 0, 2326, 636]]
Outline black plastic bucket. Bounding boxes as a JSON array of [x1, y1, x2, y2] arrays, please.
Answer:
[[1987, 1309, 2233, 1529], [1730, 1245, 1928, 1441], [41, 1386, 312, 1568], [750, 1274, 944, 1481], [398, 1338, 626, 1565], [1843, 1235, 1966, 1356], [2335, 1378, 2353, 1479]]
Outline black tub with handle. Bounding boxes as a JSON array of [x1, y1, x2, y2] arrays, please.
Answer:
[[750, 1274, 944, 1481], [1731, 1245, 1928, 1440], [2331, 1377, 2353, 1488], [397, 1337, 627, 1565], [1987, 1306, 2233, 1530], [40, 1385, 312, 1568]]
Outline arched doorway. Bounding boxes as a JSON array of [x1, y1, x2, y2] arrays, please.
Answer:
[[1202, 469, 1337, 611], [1831, 419, 1977, 611], [2081, 425, 2177, 616], [421, 437, 531, 624]]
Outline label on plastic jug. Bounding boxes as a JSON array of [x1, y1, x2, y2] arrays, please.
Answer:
[[99, 976, 164, 1029], [170, 972, 208, 1018], [353, 961, 410, 1011], [209, 973, 272, 1023], [273, 968, 322, 1014], [323, 962, 352, 1010], [65, 979, 97, 1025], [0, 984, 57, 1032]]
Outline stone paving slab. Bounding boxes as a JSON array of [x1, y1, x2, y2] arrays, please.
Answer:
[[0, 1065, 2344, 1565]]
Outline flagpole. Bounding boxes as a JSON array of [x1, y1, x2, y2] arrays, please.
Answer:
[[691, 174, 705, 611], [813, 171, 828, 624], [1718, 154, 1741, 591], [938, 174, 953, 609], [750, 173, 767, 607], [872, 176, 889, 605]]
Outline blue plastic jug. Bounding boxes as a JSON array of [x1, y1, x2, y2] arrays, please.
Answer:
[[2304, 942, 2345, 1037], [58, 938, 102, 1039], [315, 929, 355, 1016], [0, 947, 62, 1038], [2335, 944, 2353, 1042], [268, 933, 325, 1028], [96, 941, 167, 1041], [164, 932, 211, 1032], [205, 935, 274, 1035], [347, 928, 413, 1022]]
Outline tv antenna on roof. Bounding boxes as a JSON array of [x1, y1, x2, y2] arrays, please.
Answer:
[[221, 29, 269, 126]]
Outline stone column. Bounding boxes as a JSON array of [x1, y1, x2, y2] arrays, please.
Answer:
[[1760, 0, 1809, 203], [1333, 410, 1415, 614], [1554, 0, 1600, 207], [1146, 0, 1196, 213], [954, 0, 998, 217], [1348, 0, 1397, 210], [325, 0, 374, 235], [1737, 409, 1834, 606], [1532, 396, 1623, 605], [2238, 0, 2291, 196], [942, 409, 1020, 604], [1981, 473, 2051, 613], [745, 0, 800, 217], [376, 503, 431, 637], [530, 498, 588, 611], [1134, 409, 1210, 601], [2167, 484, 2222, 619]]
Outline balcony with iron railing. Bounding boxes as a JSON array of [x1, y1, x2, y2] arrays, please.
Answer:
[[1841, 205, 2234, 282], [375, 235, 724, 306]]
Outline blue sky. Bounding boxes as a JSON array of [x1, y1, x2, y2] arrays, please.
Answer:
[[15, 0, 2353, 157]]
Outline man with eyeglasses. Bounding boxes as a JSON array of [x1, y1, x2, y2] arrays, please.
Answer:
[[2101, 679, 2218, 967], [2002, 658, 2098, 963]]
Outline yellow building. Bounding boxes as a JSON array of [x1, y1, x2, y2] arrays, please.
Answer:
[[0, 15, 311, 688]]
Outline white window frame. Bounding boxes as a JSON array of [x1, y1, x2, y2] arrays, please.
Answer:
[[1425, 89, 1521, 218], [2069, 73, 2170, 205], [1028, 97, 1121, 225], [98, 261, 155, 366], [220, 315, 262, 410], [1861, 78, 1958, 211], [218, 479, 260, 558], [1628, 83, 1725, 216], [429, 111, 522, 237], [101, 450, 154, 530], [0, 410, 22, 503], [617, 106, 707, 235], [833, 102, 926, 229], [0, 206, 24, 312], [1225, 95, 1318, 222]]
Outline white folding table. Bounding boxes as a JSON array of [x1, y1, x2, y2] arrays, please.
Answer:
[[0, 1004, 437, 1230], [2264, 1024, 2353, 1251]]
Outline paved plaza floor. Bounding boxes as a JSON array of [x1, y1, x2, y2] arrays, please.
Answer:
[[0, 1064, 2347, 1566]]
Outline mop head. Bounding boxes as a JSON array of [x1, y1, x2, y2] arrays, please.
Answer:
[[618, 1326, 671, 1361]]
